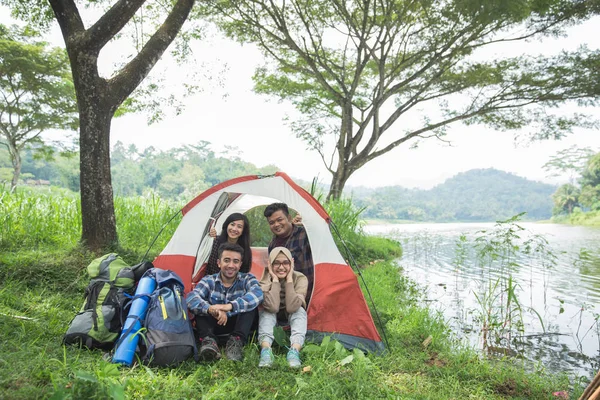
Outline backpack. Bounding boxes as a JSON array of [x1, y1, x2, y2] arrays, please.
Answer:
[[63, 254, 135, 350], [138, 268, 197, 366]]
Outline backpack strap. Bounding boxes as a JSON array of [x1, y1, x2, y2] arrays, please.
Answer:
[[84, 280, 106, 331]]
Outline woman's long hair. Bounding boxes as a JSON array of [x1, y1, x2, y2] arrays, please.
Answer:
[[217, 212, 253, 273]]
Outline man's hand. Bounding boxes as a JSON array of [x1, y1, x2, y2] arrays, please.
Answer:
[[216, 310, 228, 326], [292, 213, 302, 225], [209, 304, 232, 314], [208, 303, 233, 321]]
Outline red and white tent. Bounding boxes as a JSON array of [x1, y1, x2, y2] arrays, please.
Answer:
[[153, 172, 384, 352]]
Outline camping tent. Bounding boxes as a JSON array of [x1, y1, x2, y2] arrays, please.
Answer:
[[153, 172, 385, 353]]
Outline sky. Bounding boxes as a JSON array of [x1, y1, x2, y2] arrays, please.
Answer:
[[2, 6, 600, 190]]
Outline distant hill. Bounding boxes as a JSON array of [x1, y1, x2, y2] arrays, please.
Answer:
[[349, 169, 557, 222]]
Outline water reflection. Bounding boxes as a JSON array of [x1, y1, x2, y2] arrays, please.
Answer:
[[365, 222, 600, 378]]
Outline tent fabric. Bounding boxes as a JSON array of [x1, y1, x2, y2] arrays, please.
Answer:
[[153, 172, 385, 353]]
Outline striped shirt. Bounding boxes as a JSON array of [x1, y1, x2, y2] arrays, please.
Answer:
[[186, 272, 263, 317]]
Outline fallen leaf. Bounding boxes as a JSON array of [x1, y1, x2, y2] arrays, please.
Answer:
[[552, 391, 569, 399], [302, 366, 312, 374]]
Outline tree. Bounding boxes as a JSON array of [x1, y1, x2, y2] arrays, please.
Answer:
[[3, 0, 196, 250], [543, 145, 595, 183], [580, 152, 600, 188], [0, 24, 77, 191], [204, 0, 600, 200], [552, 183, 580, 215]]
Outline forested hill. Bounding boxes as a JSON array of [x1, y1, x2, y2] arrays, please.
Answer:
[[2, 144, 555, 221], [350, 169, 557, 222]]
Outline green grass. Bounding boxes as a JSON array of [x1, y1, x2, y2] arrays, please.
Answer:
[[552, 210, 600, 227], [0, 187, 182, 256], [0, 247, 581, 399], [0, 188, 584, 399]]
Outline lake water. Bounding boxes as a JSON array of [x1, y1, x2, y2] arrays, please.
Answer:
[[364, 222, 600, 378]]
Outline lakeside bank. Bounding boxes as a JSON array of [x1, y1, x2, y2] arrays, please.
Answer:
[[0, 243, 583, 399]]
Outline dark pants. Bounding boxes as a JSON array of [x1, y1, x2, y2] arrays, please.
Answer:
[[195, 308, 257, 344]]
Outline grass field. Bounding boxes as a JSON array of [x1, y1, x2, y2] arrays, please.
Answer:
[[0, 188, 585, 399]]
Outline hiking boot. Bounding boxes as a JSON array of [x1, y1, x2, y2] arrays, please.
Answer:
[[225, 335, 244, 361], [258, 347, 274, 368], [199, 336, 220, 361], [287, 348, 301, 368]]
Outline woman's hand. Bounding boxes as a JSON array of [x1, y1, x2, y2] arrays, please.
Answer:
[[209, 227, 217, 238], [286, 260, 295, 283], [267, 262, 278, 281]]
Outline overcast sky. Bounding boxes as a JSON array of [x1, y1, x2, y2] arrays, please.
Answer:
[[3, 6, 599, 189]]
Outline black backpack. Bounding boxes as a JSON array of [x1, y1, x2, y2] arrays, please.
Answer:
[[138, 268, 197, 366], [63, 254, 135, 350]]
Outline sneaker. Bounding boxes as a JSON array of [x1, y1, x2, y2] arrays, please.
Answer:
[[225, 335, 244, 361], [258, 348, 274, 367], [199, 336, 220, 361], [286, 348, 301, 368]]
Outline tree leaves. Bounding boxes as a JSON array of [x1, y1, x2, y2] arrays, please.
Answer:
[[205, 0, 600, 199]]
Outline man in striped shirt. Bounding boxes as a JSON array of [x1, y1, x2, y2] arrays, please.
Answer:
[[265, 202, 314, 301], [187, 242, 263, 361]]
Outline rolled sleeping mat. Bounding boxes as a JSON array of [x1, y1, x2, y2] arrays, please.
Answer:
[[112, 274, 157, 366]]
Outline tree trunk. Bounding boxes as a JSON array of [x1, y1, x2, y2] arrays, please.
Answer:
[[9, 144, 21, 192], [78, 95, 118, 250], [72, 48, 118, 250], [327, 165, 349, 201]]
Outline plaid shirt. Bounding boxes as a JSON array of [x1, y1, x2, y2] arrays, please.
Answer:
[[268, 224, 314, 299], [186, 272, 263, 317]]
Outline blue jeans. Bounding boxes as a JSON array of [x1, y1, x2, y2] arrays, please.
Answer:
[[258, 307, 307, 347]]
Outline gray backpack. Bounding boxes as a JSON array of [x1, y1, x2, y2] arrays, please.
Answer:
[[137, 268, 198, 366]]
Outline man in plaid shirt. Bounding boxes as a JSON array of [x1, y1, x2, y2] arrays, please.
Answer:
[[187, 242, 263, 362], [264, 202, 314, 301]]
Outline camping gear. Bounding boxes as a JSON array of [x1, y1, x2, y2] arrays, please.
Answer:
[[152, 172, 386, 353], [112, 272, 157, 366], [63, 253, 135, 350], [112, 269, 197, 367], [138, 268, 197, 366]]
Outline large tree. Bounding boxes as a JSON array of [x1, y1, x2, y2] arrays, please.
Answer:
[[0, 24, 77, 191], [203, 0, 600, 200], [3, 0, 195, 249], [552, 182, 580, 214], [543, 145, 595, 184]]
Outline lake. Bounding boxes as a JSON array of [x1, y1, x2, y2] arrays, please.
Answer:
[[365, 221, 600, 378]]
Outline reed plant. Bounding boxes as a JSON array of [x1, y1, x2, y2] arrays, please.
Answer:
[[471, 214, 547, 353]]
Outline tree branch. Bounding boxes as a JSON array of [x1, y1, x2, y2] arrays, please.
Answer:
[[107, 0, 195, 108], [48, 0, 85, 48], [85, 0, 147, 52]]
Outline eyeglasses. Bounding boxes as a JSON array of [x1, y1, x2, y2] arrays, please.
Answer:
[[272, 260, 291, 267]]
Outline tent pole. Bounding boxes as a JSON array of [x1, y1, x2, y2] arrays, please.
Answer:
[[330, 221, 391, 351], [141, 209, 183, 263]]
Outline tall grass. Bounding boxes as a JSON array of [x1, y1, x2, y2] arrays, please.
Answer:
[[0, 186, 81, 249], [114, 192, 183, 256], [470, 214, 552, 352], [0, 187, 182, 257]]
